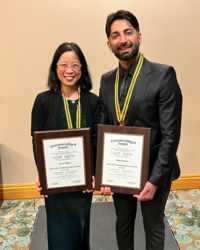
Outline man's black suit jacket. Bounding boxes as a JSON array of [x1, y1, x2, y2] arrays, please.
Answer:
[[99, 57, 182, 188]]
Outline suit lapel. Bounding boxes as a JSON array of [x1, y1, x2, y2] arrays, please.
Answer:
[[54, 92, 62, 129], [127, 58, 151, 125], [107, 69, 118, 125], [81, 92, 92, 127]]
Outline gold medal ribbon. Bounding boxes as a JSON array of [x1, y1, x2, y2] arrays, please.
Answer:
[[76, 87, 81, 128], [115, 53, 143, 124], [62, 87, 81, 129]]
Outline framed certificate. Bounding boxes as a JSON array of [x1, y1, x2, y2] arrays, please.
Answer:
[[95, 125, 151, 195], [34, 128, 92, 195]]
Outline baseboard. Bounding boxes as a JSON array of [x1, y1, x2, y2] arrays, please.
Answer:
[[0, 183, 40, 200], [0, 183, 101, 200], [0, 174, 200, 200], [171, 174, 200, 190]]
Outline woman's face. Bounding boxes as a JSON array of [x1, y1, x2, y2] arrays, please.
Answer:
[[56, 51, 82, 89]]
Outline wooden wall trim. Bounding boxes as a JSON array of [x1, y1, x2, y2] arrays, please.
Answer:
[[0, 174, 200, 200], [0, 183, 40, 200], [0, 183, 101, 200], [171, 174, 200, 190]]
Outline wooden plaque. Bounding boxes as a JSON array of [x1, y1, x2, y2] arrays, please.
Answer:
[[34, 128, 92, 195], [95, 125, 151, 195]]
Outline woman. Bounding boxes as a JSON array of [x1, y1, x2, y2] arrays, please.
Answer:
[[31, 42, 99, 250]]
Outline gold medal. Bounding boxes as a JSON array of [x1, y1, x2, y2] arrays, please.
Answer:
[[115, 54, 143, 125]]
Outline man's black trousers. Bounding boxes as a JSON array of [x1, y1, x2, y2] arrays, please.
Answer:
[[113, 182, 171, 250]]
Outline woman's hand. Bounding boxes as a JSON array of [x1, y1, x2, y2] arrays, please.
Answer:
[[83, 176, 95, 193], [36, 176, 48, 198]]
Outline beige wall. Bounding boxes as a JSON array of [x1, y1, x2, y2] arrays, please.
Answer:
[[0, 0, 200, 184]]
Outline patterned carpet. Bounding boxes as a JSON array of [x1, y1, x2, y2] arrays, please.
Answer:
[[165, 189, 200, 250], [0, 189, 200, 250]]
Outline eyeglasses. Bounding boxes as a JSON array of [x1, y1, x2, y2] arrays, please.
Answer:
[[56, 63, 82, 71]]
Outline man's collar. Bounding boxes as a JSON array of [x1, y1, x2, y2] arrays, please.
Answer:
[[119, 55, 140, 79]]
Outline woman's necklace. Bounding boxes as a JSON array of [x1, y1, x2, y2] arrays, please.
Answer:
[[62, 87, 81, 129]]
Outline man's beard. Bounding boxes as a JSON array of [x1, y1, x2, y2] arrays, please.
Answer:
[[112, 41, 139, 61]]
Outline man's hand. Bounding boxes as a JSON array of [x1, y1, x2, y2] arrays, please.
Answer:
[[99, 186, 114, 196], [36, 176, 48, 198], [133, 182, 158, 201], [83, 176, 95, 193]]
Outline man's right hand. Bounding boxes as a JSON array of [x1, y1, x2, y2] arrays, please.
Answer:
[[36, 176, 48, 198], [99, 186, 114, 196]]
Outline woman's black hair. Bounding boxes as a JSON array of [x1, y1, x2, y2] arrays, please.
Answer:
[[47, 42, 92, 93], [106, 10, 140, 39]]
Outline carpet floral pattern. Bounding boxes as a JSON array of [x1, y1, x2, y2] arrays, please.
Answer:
[[0, 199, 44, 250], [0, 189, 199, 250], [165, 189, 200, 250]]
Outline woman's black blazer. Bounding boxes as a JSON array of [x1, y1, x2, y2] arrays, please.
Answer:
[[31, 90, 99, 175]]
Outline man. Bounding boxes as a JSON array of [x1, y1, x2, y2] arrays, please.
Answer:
[[99, 10, 182, 250]]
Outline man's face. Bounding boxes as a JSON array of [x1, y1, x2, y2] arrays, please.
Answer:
[[107, 19, 142, 61]]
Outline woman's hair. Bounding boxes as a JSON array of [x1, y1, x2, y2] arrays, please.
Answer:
[[47, 42, 92, 93]]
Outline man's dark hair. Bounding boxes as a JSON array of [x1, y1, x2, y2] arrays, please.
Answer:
[[105, 10, 140, 39], [47, 42, 92, 93]]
